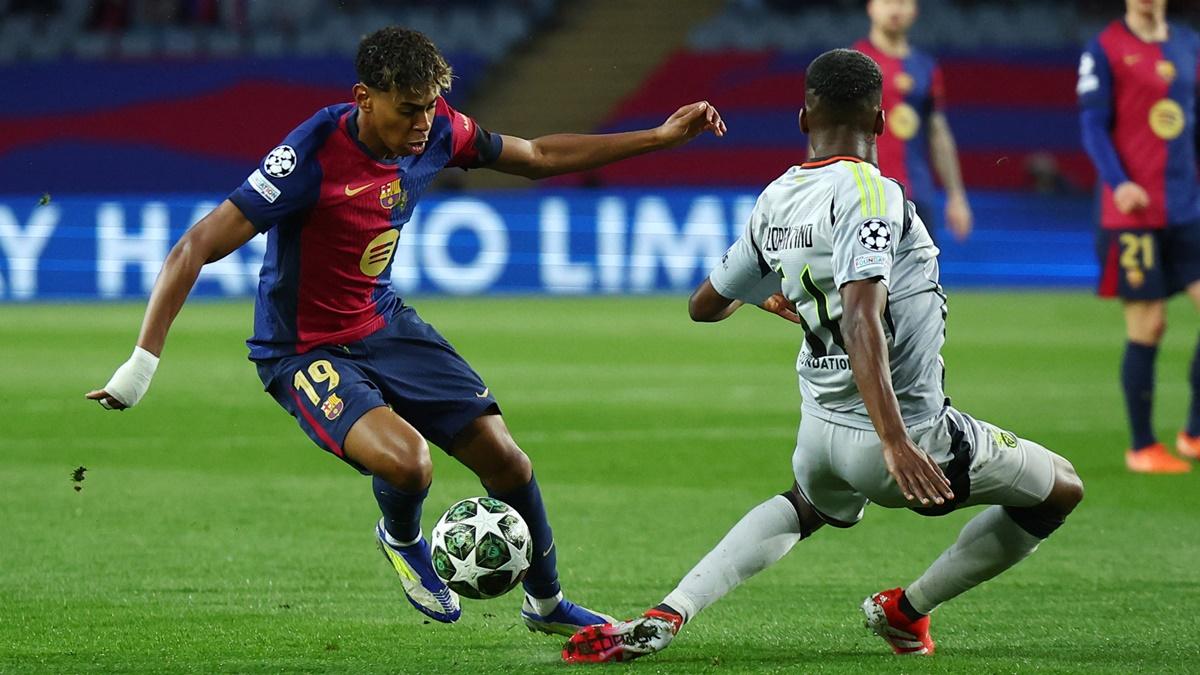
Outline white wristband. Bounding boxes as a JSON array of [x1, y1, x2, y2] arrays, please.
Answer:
[[101, 346, 160, 409]]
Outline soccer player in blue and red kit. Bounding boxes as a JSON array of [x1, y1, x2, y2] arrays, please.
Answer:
[[853, 0, 972, 242], [86, 27, 726, 632], [1078, 0, 1200, 473]]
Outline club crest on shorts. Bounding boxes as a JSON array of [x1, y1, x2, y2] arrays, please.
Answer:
[[991, 428, 1019, 449], [858, 218, 891, 252], [321, 393, 344, 420], [380, 179, 407, 211]]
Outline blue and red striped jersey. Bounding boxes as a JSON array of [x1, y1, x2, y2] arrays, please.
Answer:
[[1078, 20, 1200, 229], [228, 98, 501, 360], [854, 39, 945, 202]]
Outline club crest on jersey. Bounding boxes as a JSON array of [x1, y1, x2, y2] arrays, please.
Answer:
[[1156, 60, 1176, 83], [379, 179, 407, 211], [858, 219, 892, 252], [894, 72, 914, 94], [321, 393, 344, 421]]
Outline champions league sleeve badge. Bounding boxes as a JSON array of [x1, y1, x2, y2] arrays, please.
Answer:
[[857, 218, 892, 252]]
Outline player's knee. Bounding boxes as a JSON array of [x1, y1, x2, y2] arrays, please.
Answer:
[[374, 438, 432, 492], [483, 444, 532, 493], [1039, 455, 1084, 520], [1128, 314, 1167, 344], [1053, 460, 1085, 515]]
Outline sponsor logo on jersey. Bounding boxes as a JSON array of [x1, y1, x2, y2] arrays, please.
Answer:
[[1149, 99, 1184, 140], [1123, 54, 1141, 66], [247, 169, 280, 203], [360, 228, 400, 277], [763, 224, 813, 252], [1156, 59, 1176, 83], [858, 218, 892, 252], [264, 145, 297, 178], [887, 102, 920, 140], [379, 178, 407, 211], [894, 72, 914, 94], [321, 393, 344, 421]]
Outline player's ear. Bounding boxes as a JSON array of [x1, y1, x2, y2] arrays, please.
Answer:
[[874, 109, 885, 137], [353, 83, 372, 111], [799, 107, 809, 134]]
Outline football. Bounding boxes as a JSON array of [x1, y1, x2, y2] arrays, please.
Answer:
[[430, 497, 532, 599]]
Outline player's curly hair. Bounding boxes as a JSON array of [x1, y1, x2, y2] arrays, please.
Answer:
[[805, 48, 882, 114], [356, 27, 453, 95]]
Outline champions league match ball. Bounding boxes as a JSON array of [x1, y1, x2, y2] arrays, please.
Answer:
[[430, 497, 532, 599]]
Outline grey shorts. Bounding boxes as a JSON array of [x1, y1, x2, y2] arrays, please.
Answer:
[[792, 407, 1058, 526]]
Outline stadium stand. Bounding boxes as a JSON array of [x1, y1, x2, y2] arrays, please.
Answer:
[[0, 0, 558, 192], [551, 0, 1198, 190]]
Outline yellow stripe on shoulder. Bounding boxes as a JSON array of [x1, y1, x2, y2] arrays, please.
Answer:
[[845, 162, 869, 217]]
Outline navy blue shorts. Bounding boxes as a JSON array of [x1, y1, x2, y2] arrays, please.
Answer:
[[1096, 225, 1200, 300], [255, 306, 499, 473]]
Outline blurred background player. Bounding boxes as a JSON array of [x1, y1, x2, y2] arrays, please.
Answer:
[[853, 0, 973, 242], [563, 48, 1083, 664], [86, 26, 725, 634], [1078, 0, 1200, 473]]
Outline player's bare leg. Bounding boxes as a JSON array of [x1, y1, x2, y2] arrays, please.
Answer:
[[344, 407, 461, 622], [564, 486, 823, 663], [1177, 280, 1200, 460], [451, 413, 614, 635], [872, 454, 1084, 655], [1120, 300, 1190, 472]]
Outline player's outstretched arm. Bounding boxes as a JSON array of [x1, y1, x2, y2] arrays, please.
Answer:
[[488, 101, 725, 179], [927, 112, 972, 241], [86, 200, 257, 410], [840, 278, 953, 506]]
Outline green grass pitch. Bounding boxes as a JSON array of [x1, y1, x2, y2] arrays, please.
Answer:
[[3, 292, 1199, 673]]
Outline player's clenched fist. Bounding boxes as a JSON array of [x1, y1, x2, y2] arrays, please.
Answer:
[[656, 101, 726, 149], [86, 346, 159, 410], [1113, 181, 1150, 215]]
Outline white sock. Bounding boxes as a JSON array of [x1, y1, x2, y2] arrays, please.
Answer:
[[384, 529, 421, 549], [525, 590, 563, 616], [662, 495, 802, 624], [905, 505, 1042, 615]]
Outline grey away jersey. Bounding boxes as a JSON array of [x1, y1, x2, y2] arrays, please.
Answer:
[[709, 157, 947, 430]]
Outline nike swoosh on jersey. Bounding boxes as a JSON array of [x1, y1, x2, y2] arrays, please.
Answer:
[[475, 387, 489, 398], [344, 182, 374, 197]]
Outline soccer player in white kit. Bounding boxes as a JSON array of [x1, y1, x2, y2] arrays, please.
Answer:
[[564, 48, 1084, 662]]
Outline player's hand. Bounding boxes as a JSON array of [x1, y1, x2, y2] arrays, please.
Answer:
[[880, 437, 954, 506], [657, 101, 726, 149], [758, 292, 802, 324], [1114, 181, 1150, 214], [86, 347, 159, 411], [944, 193, 973, 241]]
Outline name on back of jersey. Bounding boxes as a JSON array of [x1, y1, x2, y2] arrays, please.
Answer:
[[762, 224, 814, 252]]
